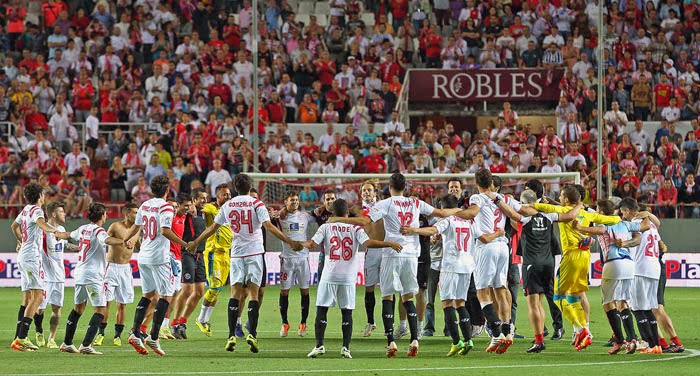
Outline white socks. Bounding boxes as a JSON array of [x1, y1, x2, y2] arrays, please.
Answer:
[[198, 305, 214, 323]]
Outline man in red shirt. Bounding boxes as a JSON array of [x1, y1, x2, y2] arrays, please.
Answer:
[[424, 26, 443, 68], [489, 152, 507, 173], [618, 166, 640, 189], [379, 52, 400, 83], [265, 92, 286, 123], [299, 133, 320, 160], [653, 74, 673, 115], [247, 97, 269, 138], [162, 194, 191, 338], [358, 145, 387, 173], [208, 73, 232, 105]]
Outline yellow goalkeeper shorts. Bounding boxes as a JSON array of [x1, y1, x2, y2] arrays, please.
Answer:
[[204, 249, 230, 289], [555, 251, 590, 295]]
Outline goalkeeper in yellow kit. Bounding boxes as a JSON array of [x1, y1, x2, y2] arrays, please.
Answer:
[[531, 185, 620, 350], [195, 184, 232, 336]]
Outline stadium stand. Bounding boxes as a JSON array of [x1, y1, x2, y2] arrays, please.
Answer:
[[0, 0, 698, 219]]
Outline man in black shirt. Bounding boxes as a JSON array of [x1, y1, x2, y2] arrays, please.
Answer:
[[491, 189, 563, 353], [174, 188, 208, 339], [311, 189, 337, 281]]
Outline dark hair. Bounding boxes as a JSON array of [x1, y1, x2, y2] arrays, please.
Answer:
[[215, 183, 229, 193], [324, 189, 335, 197], [192, 188, 206, 199], [618, 197, 639, 211], [45, 201, 65, 217], [234, 173, 252, 195], [492, 175, 502, 192], [332, 198, 349, 217], [447, 177, 462, 189], [525, 179, 544, 199], [87, 203, 107, 223], [285, 189, 298, 200], [23, 183, 44, 205], [390, 172, 406, 191], [441, 194, 459, 209], [561, 185, 581, 204], [573, 184, 586, 202], [475, 168, 492, 189], [250, 187, 258, 194], [177, 192, 191, 204], [150, 175, 171, 197], [598, 199, 616, 215], [123, 202, 139, 211]]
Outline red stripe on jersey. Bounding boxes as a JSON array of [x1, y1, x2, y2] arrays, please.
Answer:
[[160, 203, 173, 209], [95, 228, 105, 237], [412, 197, 419, 208], [353, 225, 362, 231], [43, 232, 48, 256], [253, 199, 261, 205], [362, 209, 370, 216], [29, 205, 40, 217], [254, 203, 264, 210], [160, 208, 174, 214]]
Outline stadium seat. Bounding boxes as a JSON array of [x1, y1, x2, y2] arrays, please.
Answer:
[[361, 12, 375, 27], [296, 14, 310, 27], [298, 1, 314, 15], [315, 2, 330, 15], [316, 14, 328, 27]]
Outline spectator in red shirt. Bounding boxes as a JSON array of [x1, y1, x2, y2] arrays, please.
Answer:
[[358, 145, 387, 173], [658, 177, 678, 218], [618, 166, 640, 189], [71, 73, 95, 121], [379, 52, 401, 83], [424, 25, 443, 68], [265, 91, 286, 123], [653, 74, 673, 114], [186, 133, 211, 177], [208, 73, 232, 104], [299, 133, 320, 161], [489, 152, 507, 173]]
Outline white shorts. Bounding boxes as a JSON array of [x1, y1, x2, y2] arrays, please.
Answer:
[[630, 276, 659, 311], [75, 283, 107, 307], [280, 257, 310, 290], [39, 282, 64, 309], [439, 272, 472, 301], [601, 278, 633, 305], [19, 260, 43, 292], [473, 242, 509, 290], [105, 263, 134, 304], [171, 260, 182, 293], [230, 255, 264, 287], [364, 250, 382, 286], [316, 281, 356, 310], [140, 263, 173, 296], [379, 257, 418, 298]]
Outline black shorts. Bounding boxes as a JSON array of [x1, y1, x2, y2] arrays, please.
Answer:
[[522, 264, 554, 297], [86, 138, 98, 149], [657, 262, 666, 306], [181, 252, 207, 284], [417, 261, 429, 290]]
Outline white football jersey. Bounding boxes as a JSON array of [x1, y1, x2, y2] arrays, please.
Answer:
[[135, 198, 174, 265], [41, 225, 66, 283], [70, 224, 109, 285], [359, 199, 376, 254], [434, 216, 476, 274], [632, 220, 662, 280], [215, 195, 270, 257], [369, 196, 435, 258], [279, 210, 312, 258], [311, 223, 369, 284], [469, 193, 521, 244], [15, 205, 46, 263]]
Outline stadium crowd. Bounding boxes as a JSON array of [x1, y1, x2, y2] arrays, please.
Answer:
[[0, 0, 700, 218]]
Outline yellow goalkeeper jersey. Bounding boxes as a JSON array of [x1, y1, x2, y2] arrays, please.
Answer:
[[534, 203, 621, 255], [202, 202, 232, 253]]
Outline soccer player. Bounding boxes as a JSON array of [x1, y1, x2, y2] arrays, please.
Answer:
[[573, 198, 650, 355], [529, 185, 621, 350], [56, 203, 124, 354], [161, 194, 191, 339], [275, 190, 313, 337], [330, 173, 464, 357], [99, 202, 139, 347], [402, 195, 482, 356], [124, 175, 190, 356], [490, 189, 565, 353], [311, 189, 337, 280], [460, 169, 523, 354], [305, 199, 402, 359], [352, 180, 382, 337], [196, 184, 232, 336], [172, 189, 209, 339], [629, 209, 664, 354], [11, 183, 59, 352], [188, 174, 302, 353], [654, 236, 686, 353], [36, 201, 76, 349]]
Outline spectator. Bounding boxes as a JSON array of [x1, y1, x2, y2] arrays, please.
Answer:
[[658, 177, 678, 218], [679, 173, 700, 218]]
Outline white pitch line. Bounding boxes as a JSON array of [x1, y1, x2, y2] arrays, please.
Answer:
[[5, 349, 699, 376]]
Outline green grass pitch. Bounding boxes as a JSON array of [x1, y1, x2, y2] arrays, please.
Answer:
[[1, 286, 698, 375]]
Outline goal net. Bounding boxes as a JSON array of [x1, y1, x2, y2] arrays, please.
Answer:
[[248, 172, 580, 252]]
